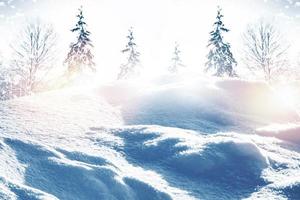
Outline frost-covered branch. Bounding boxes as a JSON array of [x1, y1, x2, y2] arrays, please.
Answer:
[[242, 20, 290, 82], [10, 21, 57, 94]]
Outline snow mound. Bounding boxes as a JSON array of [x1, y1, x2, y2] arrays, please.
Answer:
[[256, 123, 300, 144], [3, 122, 293, 200], [106, 125, 300, 199], [99, 77, 299, 133], [172, 141, 268, 179], [0, 77, 300, 199], [0, 137, 178, 200]]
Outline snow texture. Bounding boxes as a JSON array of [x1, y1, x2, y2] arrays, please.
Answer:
[[0, 76, 300, 200]]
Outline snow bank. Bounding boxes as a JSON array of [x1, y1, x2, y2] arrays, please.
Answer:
[[0, 137, 181, 200], [172, 141, 268, 179], [1, 75, 300, 199], [0, 87, 122, 138], [114, 127, 268, 172], [3, 120, 283, 200], [256, 123, 300, 144], [0, 89, 193, 199], [99, 76, 299, 133], [108, 125, 300, 199]]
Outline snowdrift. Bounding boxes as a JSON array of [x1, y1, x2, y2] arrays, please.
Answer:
[[2, 123, 300, 200], [99, 76, 299, 133], [256, 123, 300, 144], [0, 76, 300, 199]]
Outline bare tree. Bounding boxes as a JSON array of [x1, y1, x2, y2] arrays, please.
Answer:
[[10, 21, 56, 94], [242, 21, 289, 82]]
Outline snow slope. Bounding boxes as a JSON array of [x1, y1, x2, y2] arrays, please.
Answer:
[[0, 76, 300, 200]]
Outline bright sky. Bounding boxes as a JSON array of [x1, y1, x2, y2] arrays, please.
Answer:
[[0, 0, 299, 81]]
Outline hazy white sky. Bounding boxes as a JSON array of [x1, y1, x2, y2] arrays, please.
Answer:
[[0, 0, 299, 80]]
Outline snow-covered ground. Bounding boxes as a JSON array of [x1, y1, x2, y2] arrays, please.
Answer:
[[1, 75, 300, 200]]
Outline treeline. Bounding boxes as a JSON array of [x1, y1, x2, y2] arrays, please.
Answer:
[[0, 6, 298, 100]]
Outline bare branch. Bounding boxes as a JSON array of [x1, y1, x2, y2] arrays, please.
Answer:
[[10, 21, 57, 94], [242, 20, 290, 82]]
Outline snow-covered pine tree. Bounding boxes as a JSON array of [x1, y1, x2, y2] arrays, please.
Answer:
[[169, 42, 185, 73], [117, 27, 141, 80], [205, 7, 237, 77], [65, 7, 95, 75]]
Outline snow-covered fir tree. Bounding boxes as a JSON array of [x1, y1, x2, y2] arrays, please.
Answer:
[[205, 7, 237, 77], [118, 27, 141, 80], [65, 7, 95, 75], [169, 42, 185, 73]]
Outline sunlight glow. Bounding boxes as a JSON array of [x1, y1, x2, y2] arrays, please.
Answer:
[[273, 85, 298, 108]]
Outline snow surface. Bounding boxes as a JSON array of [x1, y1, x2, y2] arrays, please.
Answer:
[[0, 75, 300, 200]]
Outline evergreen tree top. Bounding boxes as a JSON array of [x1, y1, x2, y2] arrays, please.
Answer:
[[71, 6, 92, 45], [208, 7, 229, 47], [214, 8, 229, 31], [172, 42, 181, 61], [122, 27, 137, 52], [65, 6, 95, 72], [169, 42, 185, 73], [205, 6, 237, 77], [117, 27, 141, 79], [122, 27, 140, 60]]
